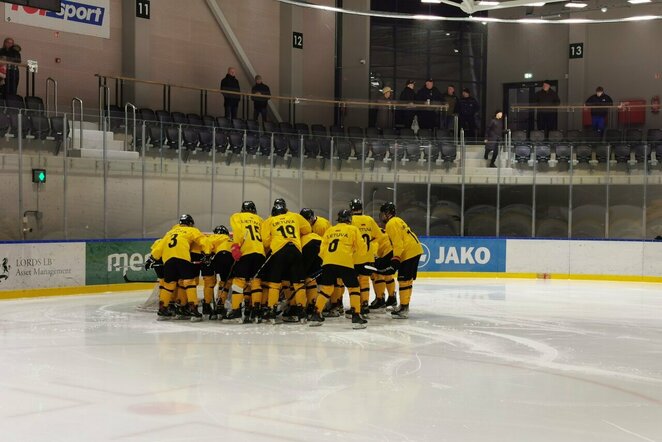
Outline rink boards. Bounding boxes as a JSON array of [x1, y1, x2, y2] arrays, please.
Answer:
[[2, 237, 662, 297]]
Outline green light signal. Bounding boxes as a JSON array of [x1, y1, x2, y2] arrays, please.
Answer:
[[32, 169, 46, 184]]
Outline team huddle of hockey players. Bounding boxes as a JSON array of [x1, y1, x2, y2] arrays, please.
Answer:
[[146, 198, 423, 329]]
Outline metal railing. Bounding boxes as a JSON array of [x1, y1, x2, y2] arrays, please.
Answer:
[[124, 102, 137, 151], [71, 97, 84, 150], [46, 77, 58, 117]]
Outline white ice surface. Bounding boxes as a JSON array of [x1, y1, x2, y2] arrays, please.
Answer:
[[1, 279, 662, 442]]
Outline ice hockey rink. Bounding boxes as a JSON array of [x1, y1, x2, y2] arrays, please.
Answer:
[[1, 278, 661, 442]]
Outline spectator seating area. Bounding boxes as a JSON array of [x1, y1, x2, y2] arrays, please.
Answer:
[[3, 95, 662, 169], [0, 94, 69, 151]]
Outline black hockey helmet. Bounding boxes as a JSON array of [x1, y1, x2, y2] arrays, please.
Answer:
[[272, 203, 288, 216], [380, 201, 396, 217], [300, 208, 315, 221], [337, 209, 352, 224], [213, 225, 229, 235], [274, 198, 287, 209], [179, 214, 195, 226], [349, 198, 363, 213], [241, 201, 257, 214]]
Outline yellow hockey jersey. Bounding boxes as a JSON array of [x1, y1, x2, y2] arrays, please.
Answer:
[[230, 212, 266, 256], [320, 223, 367, 268], [376, 228, 393, 257], [159, 225, 209, 263], [351, 214, 383, 264], [149, 238, 165, 260], [311, 216, 331, 237], [302, 231, 323, 248], [206, 233, 232, 254], [384, 216, 424, 262], [262, 212, 312, 254]]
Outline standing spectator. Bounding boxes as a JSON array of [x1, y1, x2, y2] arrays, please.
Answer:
[[397, 80, 416, 129], [416, 79, 443, 130], [534, 80, 560, 136], [585, 86, 613, 136], [484, 110, 504, 168], [458, 88, 480, 140], [0, 56, 6, 98], [251, 75, 271, 125], [0, 37, 21, 97], [220, 67, 241, 120], [442, 85, 458, 130], [375, 86, 394, 130]]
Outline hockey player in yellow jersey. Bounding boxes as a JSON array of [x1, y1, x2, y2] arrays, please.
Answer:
[[144, 237, 166, 306], [300, 208, 332, 237], [151, 214, 211, 322], [204, 225, 234, 319], [379, 202, 423, 319], [300, 229, 323, 317], [349, 198, 385, 317], [309, 209, 368, 329], [261, 202, 312, 322], [369, 228, 398, 309], [227, 201, 266, 322]]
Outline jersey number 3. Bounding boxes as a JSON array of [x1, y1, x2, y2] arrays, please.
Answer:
[[168, 234, 178, 248]]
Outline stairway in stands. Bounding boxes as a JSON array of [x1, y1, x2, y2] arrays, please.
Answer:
[[68, 121, 139, 160]]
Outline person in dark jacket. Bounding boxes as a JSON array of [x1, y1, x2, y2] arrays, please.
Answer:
[[397, 80, 416, 129], [457, 88, 480, 140], [375, 86, 394, 130], [416, 79, 443, 130], [585, 86, 613, 136], [442, 85, 458, 130], [0, 37, 21, 97], [220, 67, 241, 120], [534, 80, 560, 136], [484, 110, 504, 168], [251, 75, 271, 124]]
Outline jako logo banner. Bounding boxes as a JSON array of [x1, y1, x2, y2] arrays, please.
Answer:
[[6, 0, 110, 39], [418, 237, 506, 273]]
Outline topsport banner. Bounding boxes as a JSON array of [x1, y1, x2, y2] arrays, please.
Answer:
[[417, 237, 507, 273], [5, 0, 111, 39]]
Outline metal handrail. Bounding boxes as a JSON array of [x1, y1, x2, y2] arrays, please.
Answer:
[[98, 85, 110, 124], [46, 77, 58, 117], [124, 102, 137, 151], [93, 73, 448, 111], [71, 97, 84, 150]]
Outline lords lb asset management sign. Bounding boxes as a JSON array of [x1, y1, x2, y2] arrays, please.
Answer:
[[418, 238, 506, 273], [0, 242, 86, 290], [5, 0, 111, 39]]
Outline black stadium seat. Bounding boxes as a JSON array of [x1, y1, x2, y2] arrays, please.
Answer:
[[632, 143, 650, 163], [440, 143, 457, 162], [30, 114, 50, 140], [246, 120, 259, 133], [246, 132, 260, 155], [273, 135, 289, 157], [25, 96, 45, 115], [295, 123, 309, 135], [229, 132, 244, 154], [366, 127, 381, 139], [311, 124, 327, 137], [554, 144, 571, 164], [216, 117, 232, 130], [182, 127, 199, 150], [263, 121, 277, 134], [172, 112, 188, 125], [535, 144, 551, 163], [215, 131, 228, 153], [0, 114, 11, 137], [596, 144, 610, 163], [575, 145, 592, 163], [259, 134, 272, 156], [203, 115, 216, 128], [279, 122, 295, 134], [613, 144, 630, 164], [304, 138, 319, 158], [198, 128, 213, 151], [4, 94, 25, 114], [514, 144, 532, 163]]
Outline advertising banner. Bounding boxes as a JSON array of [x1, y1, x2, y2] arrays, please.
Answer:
[[85, 240, 153, 285], [0, 242, 85, 290], [5, 0, 111, 39], [418, 237, 507, 273]]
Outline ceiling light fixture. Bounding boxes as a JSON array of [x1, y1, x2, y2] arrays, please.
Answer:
[[565, 2, 587, 8], [276, 0, 662, 25], [526, 2, 546, 6], [421, 0, 442, 3], [601, 6, 608, 12], [477, 1, 500, 5], [628, 0, 651, 4]]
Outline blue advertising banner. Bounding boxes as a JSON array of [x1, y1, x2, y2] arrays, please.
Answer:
[[418, 237, 507, 273]]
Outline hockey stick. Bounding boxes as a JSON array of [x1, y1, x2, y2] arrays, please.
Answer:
[[123, 264, 162, 283], [363, 264, 394, 274]]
